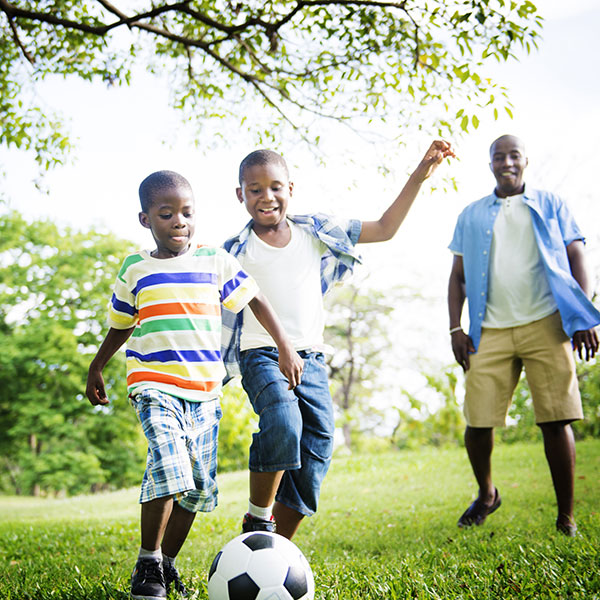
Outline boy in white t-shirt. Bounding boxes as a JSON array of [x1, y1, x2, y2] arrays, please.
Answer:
[[223, 141, 455, 539]]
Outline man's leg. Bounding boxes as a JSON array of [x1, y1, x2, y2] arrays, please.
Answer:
[[458, 426, 501, 527], [464, 426, 496, 502], [538, 420, 577, 533]]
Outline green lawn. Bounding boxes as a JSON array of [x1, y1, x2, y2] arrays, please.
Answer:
[[1, 439, 599, 599]]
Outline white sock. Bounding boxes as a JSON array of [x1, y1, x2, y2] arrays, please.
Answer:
[[138, 547, 162, 561], [162, 553, 176, 569], [248, 501, 273, 520]]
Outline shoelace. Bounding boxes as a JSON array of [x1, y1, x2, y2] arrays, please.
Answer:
[[138, 560, 165, 585]]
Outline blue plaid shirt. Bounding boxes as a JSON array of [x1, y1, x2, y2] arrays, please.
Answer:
[[221, 213, 362, 381]]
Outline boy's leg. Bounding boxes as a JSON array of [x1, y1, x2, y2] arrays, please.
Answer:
[[141, 496, 175, 551], [240, 348, 305, 533], [161, 502, 197, 557], [538, 420, 577, 534], [273, 501, 304, 540]]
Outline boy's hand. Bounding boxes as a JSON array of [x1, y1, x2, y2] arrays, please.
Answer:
[[278, 343, 304, 389], [573, 328, 599, 361], [451, 330, 475, 372], [414, 140, 456, 182], [86, 367, 109, 406]]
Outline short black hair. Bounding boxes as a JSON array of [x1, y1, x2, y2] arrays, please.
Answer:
[[138, 170, 192, 213], [238, 149, 289, 185]]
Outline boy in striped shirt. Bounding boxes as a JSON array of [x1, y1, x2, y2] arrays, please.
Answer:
[[86, 170, 302, 600]]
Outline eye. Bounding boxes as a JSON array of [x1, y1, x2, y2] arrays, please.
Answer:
[[159, 213, 172, 220]]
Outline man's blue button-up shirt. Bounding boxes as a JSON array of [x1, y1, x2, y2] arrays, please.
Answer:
[[449, 187, 600, 351]]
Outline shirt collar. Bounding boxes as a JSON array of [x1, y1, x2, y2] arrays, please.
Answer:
[[489, 182, 529, 205]]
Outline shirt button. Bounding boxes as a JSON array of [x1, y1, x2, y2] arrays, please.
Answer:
[[481, 292, 485, 296], [482, 272, 486, 277], [483, 250, 488, 255], [486, 230, 491, 234], [478, 313, 483, 317]]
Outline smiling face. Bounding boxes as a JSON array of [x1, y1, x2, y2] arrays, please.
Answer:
[[489, 135, 528, 198], [139, 185, 196, 258], [236, 162, 294, 231]]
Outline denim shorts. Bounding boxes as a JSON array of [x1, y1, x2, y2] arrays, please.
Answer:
[[240, 347, 334, 516], [131, 389, 222, 513]]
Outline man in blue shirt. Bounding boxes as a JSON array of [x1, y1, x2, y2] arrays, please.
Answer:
[[447, 134, 599, 536]]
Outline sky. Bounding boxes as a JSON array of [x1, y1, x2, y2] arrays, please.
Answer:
[[1, 0, 599, 403]]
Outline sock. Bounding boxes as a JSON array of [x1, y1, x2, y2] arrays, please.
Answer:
[[248, 501, 273, 520], [138, 547, 162, 561], [162, 553, 176, 569]]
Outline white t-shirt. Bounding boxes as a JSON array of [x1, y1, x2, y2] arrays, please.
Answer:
[[483, 193, 557, 328], [239, 220, 327, 351]]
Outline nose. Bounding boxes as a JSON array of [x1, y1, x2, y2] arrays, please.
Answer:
[[173, 213, 186, 227]]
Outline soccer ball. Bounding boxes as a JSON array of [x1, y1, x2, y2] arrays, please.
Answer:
[[207, 531, 315, 600]]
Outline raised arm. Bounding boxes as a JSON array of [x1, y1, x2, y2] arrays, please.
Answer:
[[567, 239, 599, 360], [86, 326, 135, 405], [448, 254, 474, 371], [247, 291, 304, 389], [358, 140, 455, 243]]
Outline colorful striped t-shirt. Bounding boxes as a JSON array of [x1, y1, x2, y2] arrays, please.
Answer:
[[108, 244, 258, 401]]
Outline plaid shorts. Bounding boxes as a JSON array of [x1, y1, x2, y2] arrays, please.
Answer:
[[131, 389, 222, 513]]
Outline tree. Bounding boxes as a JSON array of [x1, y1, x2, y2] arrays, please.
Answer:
[[0, 210, 145, 495], [324, 281, 398, 449], [1, 0, 542, 173]]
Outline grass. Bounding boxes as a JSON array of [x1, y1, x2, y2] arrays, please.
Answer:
[[1, 439, 599, 599]]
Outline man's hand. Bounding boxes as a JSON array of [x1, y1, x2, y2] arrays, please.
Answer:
[[451, 330, 475, 372], [413, 140, 456, 182], [278, 343, 304, 390], [86, 367, 109, 406], [573, 328, 599, 361]]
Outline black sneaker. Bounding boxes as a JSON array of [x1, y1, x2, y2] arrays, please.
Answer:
[[242, 512, 276, 533], [164, 562, 187, 596], [130, 557, 166, 600]]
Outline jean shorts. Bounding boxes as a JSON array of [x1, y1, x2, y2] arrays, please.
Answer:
[[240, 347, 334, 516], [131, 389, 222, 513]]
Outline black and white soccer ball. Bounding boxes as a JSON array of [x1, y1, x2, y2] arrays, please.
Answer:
[[207, 531, 315, 600]]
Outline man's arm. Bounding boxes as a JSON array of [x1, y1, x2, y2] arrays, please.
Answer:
[[358, 140, 455, 244], [567, 240, 599, 361], [86, 326, 135, 406], [247, 292, 304, 389], [448, 254, 475, 371]]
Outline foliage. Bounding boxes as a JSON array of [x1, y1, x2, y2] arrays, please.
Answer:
[[0, 210, 145, 496], [1, 440, 599, 599], [324, 282, 397, 449], [1, 0, 543, 171], [392, 366, 465, 449], [574, 358, 600, 438], [218, 381, 257, 472]]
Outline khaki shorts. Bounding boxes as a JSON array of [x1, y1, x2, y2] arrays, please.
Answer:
[[464, 312, 583, 427]]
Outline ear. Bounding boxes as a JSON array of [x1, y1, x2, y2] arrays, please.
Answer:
[[139, 212, 151, 229], [288, 180, 294, 196], [236, 187, 244, 204]]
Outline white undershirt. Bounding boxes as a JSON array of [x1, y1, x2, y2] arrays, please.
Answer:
[[239, 221, 327, 351], [483, 193, 557, 328]]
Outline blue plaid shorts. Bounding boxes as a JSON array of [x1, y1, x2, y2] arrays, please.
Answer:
[[131, 389, 222, 513]]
